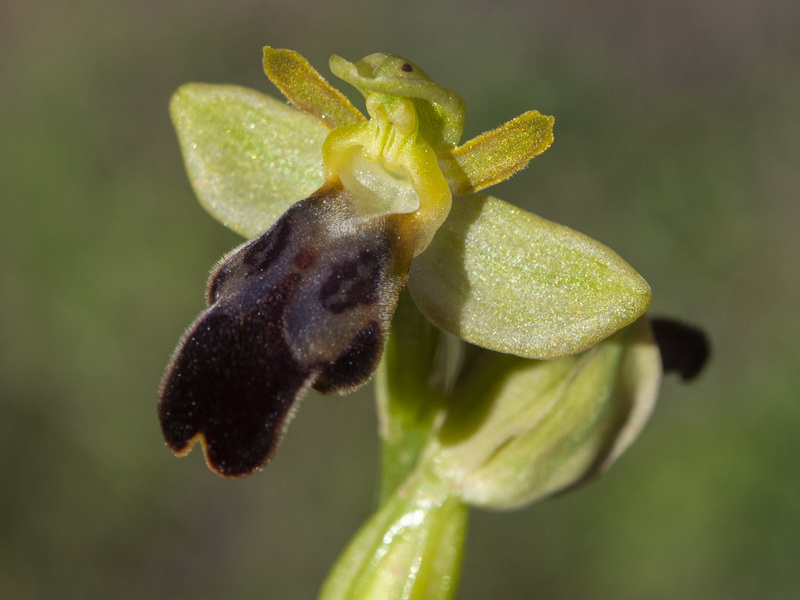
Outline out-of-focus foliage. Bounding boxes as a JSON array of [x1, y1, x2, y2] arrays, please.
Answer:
[[1, 0, 798, 598]]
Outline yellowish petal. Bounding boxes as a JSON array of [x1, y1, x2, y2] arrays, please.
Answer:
[[439, 111, 554, 194], [262, 46, 365, 130]]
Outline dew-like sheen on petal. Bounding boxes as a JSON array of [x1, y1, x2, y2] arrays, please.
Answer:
[[170, 83, 328, 238], [408, 194, 652, 359]]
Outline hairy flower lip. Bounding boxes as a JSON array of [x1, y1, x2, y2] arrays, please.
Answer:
[[159, 183, 412, 477]]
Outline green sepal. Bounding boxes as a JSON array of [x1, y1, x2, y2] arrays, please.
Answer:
[[408, 194, 652, 359], [170, 83, 328, 238]]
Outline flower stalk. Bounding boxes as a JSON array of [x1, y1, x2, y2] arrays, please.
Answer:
[[319, 465, 467, 600], [375, 291, 444, 502]]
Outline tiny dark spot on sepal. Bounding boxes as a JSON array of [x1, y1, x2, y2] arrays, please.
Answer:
[[650, 317, 710, 381], [401, 63, 413, 72]]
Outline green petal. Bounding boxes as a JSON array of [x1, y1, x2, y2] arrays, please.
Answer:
[[438, 110, 554, 195], [407, 195, 651, 359], [170, 83, 328, 238], [262, 46, 365, 130]]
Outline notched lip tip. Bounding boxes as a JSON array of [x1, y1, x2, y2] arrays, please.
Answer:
[[164, 431, 202, 458], [165, 432, 267, 479]]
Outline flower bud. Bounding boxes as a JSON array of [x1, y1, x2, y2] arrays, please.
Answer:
[[429, 318, 661, 509]]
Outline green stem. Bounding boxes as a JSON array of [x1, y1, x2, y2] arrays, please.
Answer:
[[318, 467, 468, 600], [318, 293, 469, 599], [375, 291, 444, 502]]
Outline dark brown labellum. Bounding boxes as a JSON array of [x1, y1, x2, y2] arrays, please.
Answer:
[[650, 317, 710, 381], [159, 186, 410, 477]]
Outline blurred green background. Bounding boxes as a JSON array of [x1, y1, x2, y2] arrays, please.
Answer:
[[2, 0, 798, 598]]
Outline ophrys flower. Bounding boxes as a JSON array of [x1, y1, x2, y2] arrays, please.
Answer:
[[158, 47, 651, 478]]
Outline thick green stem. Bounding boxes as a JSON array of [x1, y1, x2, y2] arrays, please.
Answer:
[[375, 291, 444, 502], [318, 293, 468, 600], [318, 467, 467, 600]]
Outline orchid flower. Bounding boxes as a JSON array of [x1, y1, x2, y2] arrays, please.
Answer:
[[158, 47, 652, 479]]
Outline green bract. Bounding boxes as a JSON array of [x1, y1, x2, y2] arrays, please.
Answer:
[[372, 297, 662, 513], [170, 46, 651, 363]]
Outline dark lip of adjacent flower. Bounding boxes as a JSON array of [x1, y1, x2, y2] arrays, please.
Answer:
[[649, 317, 710, 381]]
